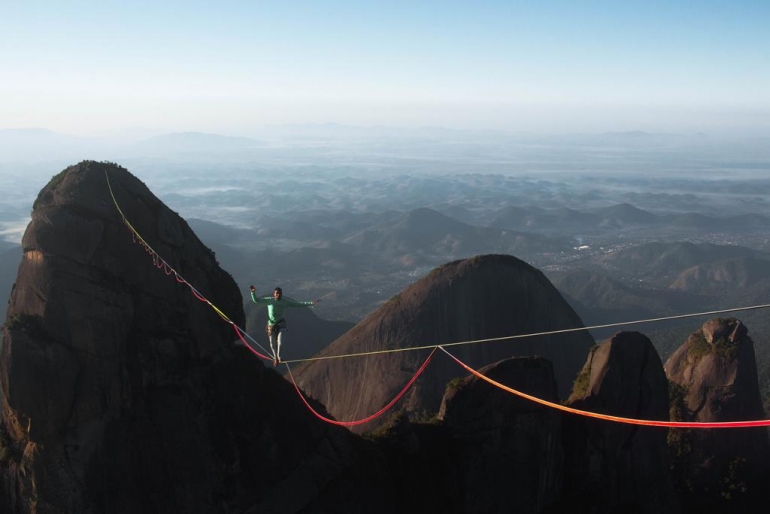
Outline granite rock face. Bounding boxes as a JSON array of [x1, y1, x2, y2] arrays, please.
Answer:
[[0, 161, 390, 514], [561, 331, 678, 513], [665, 318, 770, 511], [295, 254, 595, 432], [439, 357, 563, 513]]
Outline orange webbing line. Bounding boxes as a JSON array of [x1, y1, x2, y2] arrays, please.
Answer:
[[285, 348, 438, 427], [439, 346, 770, 429]]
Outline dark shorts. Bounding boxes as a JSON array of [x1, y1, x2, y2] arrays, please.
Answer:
[[266, 320, 287, 337]]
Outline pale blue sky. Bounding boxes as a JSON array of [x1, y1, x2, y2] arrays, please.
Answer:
[[2, 1, 769, 136]]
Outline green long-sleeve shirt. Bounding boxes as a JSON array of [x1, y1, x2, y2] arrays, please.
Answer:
[[250, 292, 313, 324]]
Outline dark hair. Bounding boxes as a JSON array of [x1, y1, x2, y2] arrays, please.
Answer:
[[274, 287, 283, 294]]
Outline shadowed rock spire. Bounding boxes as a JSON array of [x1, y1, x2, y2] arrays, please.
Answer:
[[561, 331, 678, 513], [439, 357, 563, 513]]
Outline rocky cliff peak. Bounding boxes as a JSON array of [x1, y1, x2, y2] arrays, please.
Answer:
[[295, 253, 595, 432], [665, 318, 763, 422], [438, 357, 563, 513], [0, 161, 388, 513], [665, 317, 770, 510], [562, 331, 678, 513]]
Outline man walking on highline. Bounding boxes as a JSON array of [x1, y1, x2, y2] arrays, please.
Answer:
[[249, 285, 316, 365]]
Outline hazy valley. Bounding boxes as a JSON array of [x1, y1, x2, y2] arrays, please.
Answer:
[[2, 128, 770, 355]]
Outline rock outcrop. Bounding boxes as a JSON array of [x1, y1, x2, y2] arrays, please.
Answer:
[[665, 318, 770, 511], [0, 161, 391, 514], [294, 254, 595, 432], [561, 331, 678, 513], [438, 357, 563, 513]]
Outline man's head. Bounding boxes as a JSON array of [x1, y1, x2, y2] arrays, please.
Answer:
[[273, 287, 282, 300]]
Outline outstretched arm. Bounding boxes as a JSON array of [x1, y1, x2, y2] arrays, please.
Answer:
[[248, 285, 270, 304], [284, 298, 316, 308]]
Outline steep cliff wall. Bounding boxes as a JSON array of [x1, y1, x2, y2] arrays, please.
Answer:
[[561, 331, 678, 513], [439, 357, 563, 513], [0, 161, 389, 514]]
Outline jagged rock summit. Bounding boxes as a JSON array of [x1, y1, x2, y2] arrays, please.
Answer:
[[0, 161, 388, 513], [295, 253, 595, 432], [666, 318, 766, 423], [562, 331, 678, 513], [438, 357, 563, 513], [665, 318, 770, 510]]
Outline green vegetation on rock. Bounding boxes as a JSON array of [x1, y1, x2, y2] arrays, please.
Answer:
[[570, 345, 599, 400], [687, 333, 711, 363], [687, 321, 742, 365], [668, 382, 695, 492]]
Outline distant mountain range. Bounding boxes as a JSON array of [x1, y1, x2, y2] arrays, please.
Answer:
[[342, 207, 571, 262], [5, 126, 769, 168], [0, 129, 264, 161], [488, 203, 770, 234], [600, 242, 767, 280], [130, 132, 264, 154], [670, 256, 770, 298], [0, 128, 100, 161]]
